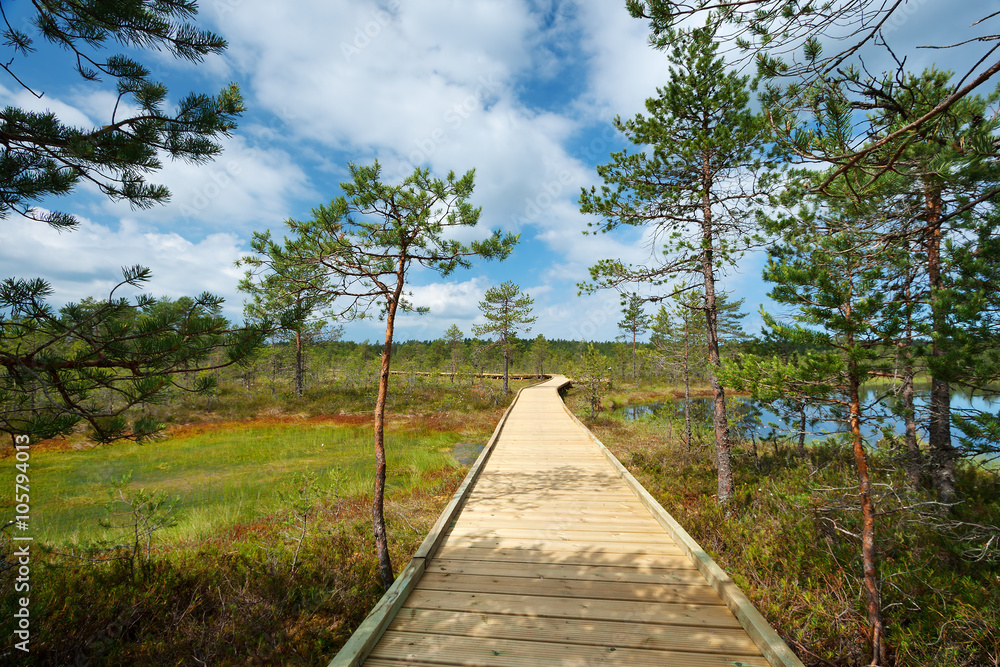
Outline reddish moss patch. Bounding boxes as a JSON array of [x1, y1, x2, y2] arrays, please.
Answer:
[[165, 413, 374, 439]]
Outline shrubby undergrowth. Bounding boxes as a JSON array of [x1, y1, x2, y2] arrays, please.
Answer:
[[581, 389, 1000, 667], [0, 468, 464, 665], [0, 376, 505, 664]]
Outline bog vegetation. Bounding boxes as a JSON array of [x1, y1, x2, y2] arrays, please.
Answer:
[[0, 357, 536, 665], [3, 1, 1000, 665]]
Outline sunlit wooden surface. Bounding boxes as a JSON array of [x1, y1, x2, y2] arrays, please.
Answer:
[[364, 376, 770, 666]]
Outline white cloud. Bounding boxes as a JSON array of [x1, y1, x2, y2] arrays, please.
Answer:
[[388, 276, 489, 339], [574, 2, 670, 122], [2, 214, 248, 320], [0, 0, 801, 345], [88, 133, 315, 235], [0, 83, 96, 129]]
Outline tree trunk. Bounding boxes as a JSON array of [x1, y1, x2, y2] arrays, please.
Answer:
[[701, 157, 733, 507], [295, 330, 304, 398], [897, 278, 922, 491], [632, 330, 637, 383], [503, 348, 510, 394], [683, 328, 692, 454], [372, 281, 403, 591], [901, 355, 921, 491], [797, 401, 807, 460], [848, 372, 888, 666], [925, 187, 955, 502]]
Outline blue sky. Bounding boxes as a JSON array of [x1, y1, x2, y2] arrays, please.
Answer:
[[1, 1, 995, 343]]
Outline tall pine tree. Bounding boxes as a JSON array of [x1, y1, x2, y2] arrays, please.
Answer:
[[472, 282, 536, 395], [244, 162, 516, 590], [725, 171, 902, 665], [580, 25, 773, 507]]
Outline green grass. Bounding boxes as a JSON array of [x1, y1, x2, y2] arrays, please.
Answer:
[[0, 376, 534, 664], [18, 420, 475, 545]]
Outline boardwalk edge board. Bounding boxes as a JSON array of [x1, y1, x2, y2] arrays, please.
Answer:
[[558, 389, 806, 667], [327, 380, 543, 667]]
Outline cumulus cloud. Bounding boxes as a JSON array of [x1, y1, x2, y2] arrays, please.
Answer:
[[0, 1, 775, 343], [88, 133, 316, 237], [2, 214, 248, 320], [0, 83, 96, 129]]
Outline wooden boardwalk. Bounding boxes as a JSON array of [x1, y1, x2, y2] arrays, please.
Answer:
[[332, 376, 802, 667]]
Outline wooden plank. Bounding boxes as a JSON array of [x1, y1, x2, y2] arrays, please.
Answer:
[[416, 572, 723, 604], [440, 535, 687, 555], [448, 517, 665, 531], [368, 631, 771, 666], [457, 507, 649, 517], [387, 608, 764, 656], [459, 499, 647, 512], [559, 398, 806, 667], [444, 526, 678, 543], [453, 517, 656, 529], [466, 487, 637, 499], [402, 589, 740, 627], [432, 545, 696, 568], [424, 558, 702, 582]]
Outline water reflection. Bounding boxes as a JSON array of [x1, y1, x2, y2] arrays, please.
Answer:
[[450, 441, 485, 465], [613, 388, 999, 445]]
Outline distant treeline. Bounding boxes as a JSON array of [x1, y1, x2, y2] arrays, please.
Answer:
[[224, 333, 737, 394]]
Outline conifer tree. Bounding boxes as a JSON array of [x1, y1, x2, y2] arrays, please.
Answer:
[[626, 2, 1000, 180], [529, 334, 550, 378], [579, 343, 607, 419], [650, 300, 699, 451], [244, 162, 516, 590], [580, 25, 772, 507], [792, 69, 1000, 502], [472, 281, 536, 394], [724, 175, 901, 665], [0, 1, 258, 442], [444, 324, 464, 381], [237, 240, 337, 397], [0, 268, 265, 444], [864, 69, 1000, 502], [617, 294, 650, 382], [0, 0, 243, 229]]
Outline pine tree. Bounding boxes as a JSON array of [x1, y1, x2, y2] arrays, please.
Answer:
[[0, 0, 243, 229], [529, 334, 550, 378], [444, 324, 464, 381], [865, 69, 1000, 502], [0, 2, 257, 441], [243, 161, 516, 590], [237, 239, 337, 397], [0, 268, 265, 444], [472, 282, 536, 395], [724, 173, 901, 665], [791, 69, 1000, 502], [579, 343, 607, 419], [617, 294, 651, 382], [626, 2, 1000, 181], [580, 25, 772, 507]]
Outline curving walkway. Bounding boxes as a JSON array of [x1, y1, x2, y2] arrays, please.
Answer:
[[332, 376, 802, 667]]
